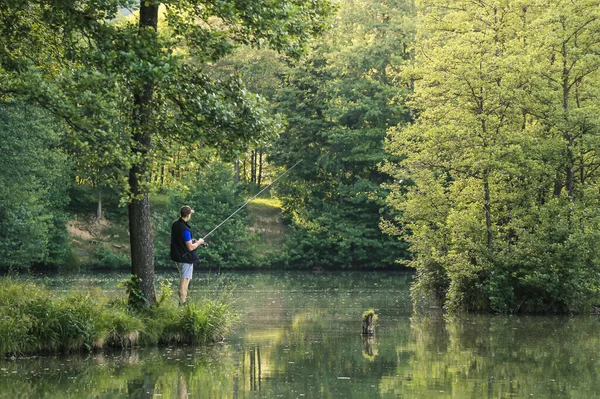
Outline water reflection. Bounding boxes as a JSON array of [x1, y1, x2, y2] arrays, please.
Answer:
[[0, 346, 237, 398], [384, 314, 600, 398], [362, 335, 377, 360], [2, 272, 600, 398]]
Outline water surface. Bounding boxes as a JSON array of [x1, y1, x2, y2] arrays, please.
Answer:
[[1, 271, 599, 398]]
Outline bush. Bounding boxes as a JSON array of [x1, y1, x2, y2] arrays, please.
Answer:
[[90, 247, 131, 269]]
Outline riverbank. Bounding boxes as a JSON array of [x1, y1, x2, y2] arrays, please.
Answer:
[[0, 277, 235, 357]]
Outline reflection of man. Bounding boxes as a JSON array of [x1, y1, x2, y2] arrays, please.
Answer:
[[170, 205, 204, 305]]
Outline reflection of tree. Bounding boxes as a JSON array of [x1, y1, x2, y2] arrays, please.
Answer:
[[410, 313, 450, 355], [232, 307, 405, 397], [5, 273, 600, 398], [381, 315, 600, 397], [250, 345, 262, 391], [177, 375, 187, 399]]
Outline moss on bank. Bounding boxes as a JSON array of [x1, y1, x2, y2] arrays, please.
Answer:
[[0, 278, 235, 357]]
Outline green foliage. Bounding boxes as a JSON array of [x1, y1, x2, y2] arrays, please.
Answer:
[[67, 184, 126, 217], [208, 0, 415, 269], [0, 278, 102, 353], [384, 0, 600, 313], [119, 275, 148, 309], [156, 277, 174, 307], [265, 0, 414, 269], [0, 0, 336, 197], [91, 247, 131, 269], [0, 102, 72, 269]]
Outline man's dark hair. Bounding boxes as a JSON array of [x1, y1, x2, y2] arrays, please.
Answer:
[[180, 205, 194, 218]]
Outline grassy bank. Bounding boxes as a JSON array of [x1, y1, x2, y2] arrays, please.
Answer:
[[0, 277, 235, 357]]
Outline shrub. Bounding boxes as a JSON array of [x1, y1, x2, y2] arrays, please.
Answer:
[[91, 247, 130, 269]]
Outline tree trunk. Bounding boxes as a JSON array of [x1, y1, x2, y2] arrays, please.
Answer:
[[562, 41, 575, 199], [553, 173, 563, 196], [251, 150, 257, 186], [96, 188, 103, 220], [128, 191, 155, 306], [234, 159, 240, 184], [483, 170, 493, 256], [128, 2, 159, 307], [257, 149, 263, 190], [242, 158, 247, 184], [565, 136, 575, 198]]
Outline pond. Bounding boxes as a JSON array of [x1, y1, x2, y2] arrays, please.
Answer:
[[1, 271, 600, 398]]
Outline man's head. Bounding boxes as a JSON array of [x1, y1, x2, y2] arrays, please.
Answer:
[[180, 205, 195, 220]]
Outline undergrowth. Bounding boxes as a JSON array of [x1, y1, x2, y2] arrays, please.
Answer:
[[0, 277, 236, 357]]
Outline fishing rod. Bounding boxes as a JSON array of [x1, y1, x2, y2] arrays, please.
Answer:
[[202, 160, 303, 240]]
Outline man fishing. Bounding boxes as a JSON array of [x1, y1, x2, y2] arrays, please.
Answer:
[[168, 161, 302, 305], [170, 205, 205, 305]]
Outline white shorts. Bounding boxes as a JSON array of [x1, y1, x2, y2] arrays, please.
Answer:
[[179, 263, 193, 279]]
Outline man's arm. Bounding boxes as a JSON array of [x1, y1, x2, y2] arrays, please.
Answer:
[[185, 238, 205, 251], [183, 230, 204, 251]]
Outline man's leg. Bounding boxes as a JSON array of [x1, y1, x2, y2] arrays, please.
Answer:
[[179, 262, 194, 304], [179, 277, 191, 304]]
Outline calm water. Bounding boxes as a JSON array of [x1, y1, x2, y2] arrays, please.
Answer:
[[1, 271, 600, 398]]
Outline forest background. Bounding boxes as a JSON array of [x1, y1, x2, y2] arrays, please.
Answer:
[[1, 0, 600, 314]]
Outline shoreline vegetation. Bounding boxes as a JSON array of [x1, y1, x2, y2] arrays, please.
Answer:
[[0, 277, 235, 358]]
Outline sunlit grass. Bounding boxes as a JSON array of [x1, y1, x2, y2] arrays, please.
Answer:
[[250, 197, 282, 209], [246, 198, 287, 263]]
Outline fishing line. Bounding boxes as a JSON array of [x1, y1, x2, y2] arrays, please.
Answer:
[[202, 159, 303, 240]]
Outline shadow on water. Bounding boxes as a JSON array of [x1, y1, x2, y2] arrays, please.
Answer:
[[2, 271, 600, 398]]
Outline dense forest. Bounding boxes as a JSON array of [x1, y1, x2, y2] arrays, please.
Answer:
[[1, 0, 599, 313]]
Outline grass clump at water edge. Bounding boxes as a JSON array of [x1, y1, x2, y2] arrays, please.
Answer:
[[0, 277, 236, 357]]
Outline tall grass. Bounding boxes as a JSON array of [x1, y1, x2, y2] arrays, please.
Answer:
[[161, 301, 234, 344], [0, 277, 236, 356]]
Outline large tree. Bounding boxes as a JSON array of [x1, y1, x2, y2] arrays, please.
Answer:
[[0, 0, 333, 305], [384, 0, 600, 312]]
